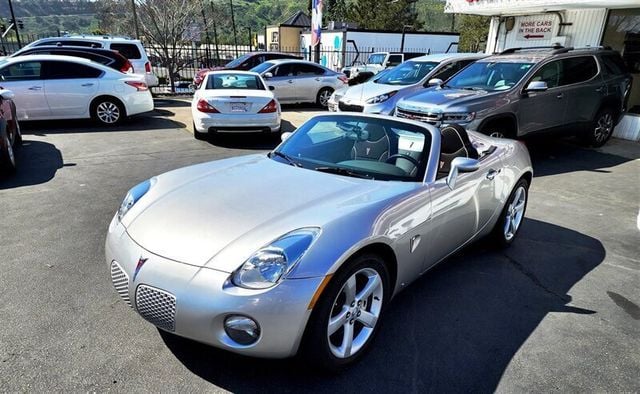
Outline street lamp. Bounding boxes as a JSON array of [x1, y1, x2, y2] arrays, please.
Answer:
[[400, 24, 413, 53]]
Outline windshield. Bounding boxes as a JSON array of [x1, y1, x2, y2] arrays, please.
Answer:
[[367, 54, 386, 65], [375, 61, 438, 86], [204, 73, 265, 90], [225, 53, 252, 68], [249, 61, 275, 75], [446, 61, 534, 91], [273, 115, 432, 181]]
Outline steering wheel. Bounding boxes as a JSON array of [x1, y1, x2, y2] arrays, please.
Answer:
[[385, 154, 420, 167]]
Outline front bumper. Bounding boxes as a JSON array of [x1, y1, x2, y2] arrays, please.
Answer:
[[331, 99, 394, 115], [193, 111, 281, 134], [105, 216, 323, 358]]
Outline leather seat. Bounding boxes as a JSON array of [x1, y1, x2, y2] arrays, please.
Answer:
[[438, 124, 479, 179], [352, 123, 390, 162]]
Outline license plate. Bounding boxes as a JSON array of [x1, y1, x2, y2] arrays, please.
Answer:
[[231, 102, 247, 112]]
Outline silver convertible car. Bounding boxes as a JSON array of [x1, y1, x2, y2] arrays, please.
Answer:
[[106, 114, 532, 369]]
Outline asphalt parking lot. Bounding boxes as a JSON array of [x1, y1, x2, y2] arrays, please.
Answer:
[[1, 101, 638, 392]]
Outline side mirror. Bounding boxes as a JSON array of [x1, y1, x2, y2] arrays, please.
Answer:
[[0, 89, 15, 100], [446, 157, 480, 190], [263, 72, 273, 79], [428, 78, 444, 87], [525, 81, 548, 93], [268, 85, 275, 91], [281, 131, 292, 142]]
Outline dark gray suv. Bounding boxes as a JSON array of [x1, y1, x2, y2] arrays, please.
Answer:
[[395, 46, 633, 147]]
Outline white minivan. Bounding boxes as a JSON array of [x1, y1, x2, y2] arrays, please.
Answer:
[[23, 35, 159, 87]]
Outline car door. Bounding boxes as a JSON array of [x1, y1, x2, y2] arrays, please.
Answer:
[[266, 63, 296, 103], [517, 59, 567, 135], [0, 60, 50, 119], [43, 61, 101, 117], [556, 56, 601, 126], [291, 63, 325, 102]]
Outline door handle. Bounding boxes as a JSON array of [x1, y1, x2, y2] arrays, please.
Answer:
[[595, 86, 605, 93], [486, 169, 501, 180], [556, 93, 564, 99], [28, 86, 42, 91], [287, 80, 294, 84], [81, 83, 94, 87], [315, 77, 321, 81]]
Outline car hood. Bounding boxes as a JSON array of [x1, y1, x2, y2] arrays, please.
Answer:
[[124, 155, 414, 271], [341, 82, 405, 103], [398, 87, 500, 111]]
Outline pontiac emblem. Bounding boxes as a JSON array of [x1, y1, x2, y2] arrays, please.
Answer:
[[133, 257, 148, 281]]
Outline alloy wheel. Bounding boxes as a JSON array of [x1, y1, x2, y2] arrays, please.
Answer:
[[327, 267, 383, 359], [593, 112, 613, 143], [503, 185, 526, 241], [490, 131, 506, 138], [319, 90, 332, 107], [96, 102, 121, 124]]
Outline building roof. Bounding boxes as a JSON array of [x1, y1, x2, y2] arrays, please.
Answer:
[[280, 11, 311, 27]]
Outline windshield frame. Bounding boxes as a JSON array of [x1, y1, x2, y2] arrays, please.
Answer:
[[444, 60, 535, 92], [225, 53, 252, 68], [249, 61, 275, 75], [273, 114, 437, 183], [374, 61, 439, 86]]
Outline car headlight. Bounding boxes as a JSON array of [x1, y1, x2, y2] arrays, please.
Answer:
[[366, 91, 398, 104], [442, 112, 475, 123], [231, 228, 320, 289], [117, 178, 156, 221]]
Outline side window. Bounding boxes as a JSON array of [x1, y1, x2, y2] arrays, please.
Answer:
[[34, 40, 57, 47], [530, 60, 562, 88], [251, 56, 265, 68], [296, 64, 325, 76], [274, 64, 294, 77], [560, 56, 598, 86], [45, 61, 103, 79], [387, 55, 403, 67], [431, 62, 460, 81], [110, 43, 141, 59], [601, 54, 628, 75], [0, 61, 42, 81]]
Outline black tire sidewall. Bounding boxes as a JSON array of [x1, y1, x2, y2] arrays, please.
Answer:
[[587, 108, 615, 147], [302, 253, 389, 371], [92, 99, 125, 125], [0, 130, 16, 173], [317, 87, 333, 108], [492, 178, 529, 247]]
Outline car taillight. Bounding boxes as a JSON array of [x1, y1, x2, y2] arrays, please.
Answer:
[[145, 61, 152, 73], [258, 99, 278, 113], [338, 75, 349, 84], [121, 60, 134, 74], [197, 99, 219, 113], [125, 81, 148, 91]]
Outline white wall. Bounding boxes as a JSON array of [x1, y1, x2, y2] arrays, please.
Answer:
[[345, 31, 458, 54]]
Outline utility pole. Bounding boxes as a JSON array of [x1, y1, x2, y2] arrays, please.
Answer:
[[229, 0, 238, 57], [248, 27, 252, 51], [131, 0, 140, 39], [200, 2, 211, 66], [210, 1, 221, 65], [7, 0, 21, 47]]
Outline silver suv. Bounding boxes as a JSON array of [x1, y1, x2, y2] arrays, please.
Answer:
[[395, 46, 633, 147]]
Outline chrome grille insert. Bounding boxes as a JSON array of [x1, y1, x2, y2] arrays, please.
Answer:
[[396, 108, 441, 124], [135, 285, 176, 332], [110, 261, 131, 307]]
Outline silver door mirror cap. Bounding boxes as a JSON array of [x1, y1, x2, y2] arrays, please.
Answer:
[[0, 89, 15, 100], [281, 131, 292, 142], [447, 157, 480, 190], [525, 81, 548, 92], [263, 72, 273, 79], [428, 78, 444, 87]]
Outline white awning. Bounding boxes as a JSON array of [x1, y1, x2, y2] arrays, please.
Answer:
[[445, 0, 640, 15]]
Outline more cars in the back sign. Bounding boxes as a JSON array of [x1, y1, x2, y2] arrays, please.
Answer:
[[191, 71, 281, 140], [395, 46, 633, 147], [0, 55, 153, 125], [0, 89, 20, 174], [330, 53, 485, 115], [250, 59, 348, 108], [106, 113, 532, 369]]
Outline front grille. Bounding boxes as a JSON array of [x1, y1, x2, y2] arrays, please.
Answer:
[[135, 285, 176, 332], [338, 101, 364, 112], [396, 108, 441, 124], [110, 261, 132, 307]]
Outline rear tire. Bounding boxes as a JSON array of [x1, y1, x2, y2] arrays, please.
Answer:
[[1, 129, 16, 173], [193, 122, 208, 140], [491, 179, 529, 247], [316, 87, 334, 109], [583, 107, 615, 148], [301, 253, 389, 371], [92, 98, 125, 126]]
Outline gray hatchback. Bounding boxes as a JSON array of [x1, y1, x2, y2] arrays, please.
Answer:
[[395, 46, 633, 147]]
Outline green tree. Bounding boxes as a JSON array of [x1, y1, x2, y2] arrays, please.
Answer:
[[325, 0, 348, 23], [349, 0, 421, 31], [457, 14, 490, 52]]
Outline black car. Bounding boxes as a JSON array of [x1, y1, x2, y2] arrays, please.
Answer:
[[9, 46, 134, 74]]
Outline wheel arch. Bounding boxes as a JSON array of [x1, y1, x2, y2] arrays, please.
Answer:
[[478, 113, 519, 137], [596, 98, 623, 124], [345, 242, 398, 294], [90, 95, 127, 117]]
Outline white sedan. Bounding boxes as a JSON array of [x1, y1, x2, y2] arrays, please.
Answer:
[[0, 55, 153, 125], [191, 71, 281, 140]]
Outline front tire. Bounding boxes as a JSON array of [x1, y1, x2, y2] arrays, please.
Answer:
[[302, 253, 389, 371], [316, 87, 334, 109], [92, 98, 125, 125], [584, 107, 615, 147], [1, 130, 16, 173], [491, 178, 529, 247]]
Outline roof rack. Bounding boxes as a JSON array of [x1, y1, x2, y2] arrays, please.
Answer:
[[499, 45, 564, 55]]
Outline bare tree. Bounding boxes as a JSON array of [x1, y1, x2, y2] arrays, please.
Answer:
[[136, 0, 206, 92]]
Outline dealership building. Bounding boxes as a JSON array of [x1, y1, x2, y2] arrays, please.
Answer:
[[446, 0, 639, 140]]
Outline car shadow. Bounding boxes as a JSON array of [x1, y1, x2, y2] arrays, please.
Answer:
[[159, 218, 604, 392], [524, 137, 639, 178], [20, 111, 186, 135], [0, 139, 63, 189]]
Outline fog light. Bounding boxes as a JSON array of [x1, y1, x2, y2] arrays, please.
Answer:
[[224, 315, 260, 345]]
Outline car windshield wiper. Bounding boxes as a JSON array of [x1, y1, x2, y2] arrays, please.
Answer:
[[314, 166, 373, 179], [269, 151, 302, 167]]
